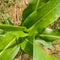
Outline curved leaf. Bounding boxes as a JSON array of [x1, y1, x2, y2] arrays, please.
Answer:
[[20, 36, 33, 56], [0, 24, 26, 31], [0, 32, 15, 51], [0, 45, 19, 60], [22, 0, 48, 23], [0, 31, 28, 60], [0, 32, 19, 60], [35, 39, 52, 49], [22, 0, 60, 30], [39, 28, 60, 41], [33, 42, 60, 60]]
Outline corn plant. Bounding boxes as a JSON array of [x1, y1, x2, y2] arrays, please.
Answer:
[[0, 0, 60, 60]]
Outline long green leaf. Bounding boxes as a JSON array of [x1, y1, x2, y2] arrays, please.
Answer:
[[0, 45, 20, 60], [0, 32, 19, 60], [39, 28, 60, 41], [20, 36, 33, 56], [22, 0, 46, 22], [22, 0, 60, 30], [33, 42, 60, 60], [19, 36, 60, 60], [0, 32, 15, 51], [0, 31, 28, 60], [22, 0, 48, 23], [0, 24, 26, 31], [35, 39, 52, 49], [0, 31, 28, 51]]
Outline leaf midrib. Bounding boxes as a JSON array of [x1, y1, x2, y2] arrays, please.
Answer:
[[40, 34, 60, 38], [29, 2, 60, 29], [0, 37, 16, 55]]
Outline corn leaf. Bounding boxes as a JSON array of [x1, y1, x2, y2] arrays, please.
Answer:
[[0, 45, 20, 60], [0, 32, 19, 60], [33, 42, 60, 60], [39, 28, 60, 41], [22, 0, 49, 23], [0, 24, 26, 31], [22, 0, 60, 30], [35, 39, 52, 49], [20, 36, 33, 56], [0, 31, 28, 60]]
